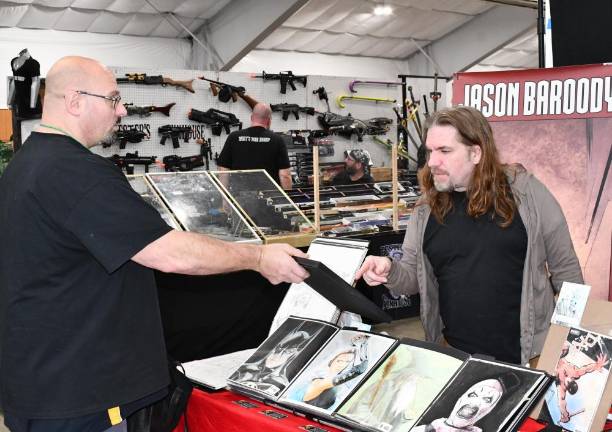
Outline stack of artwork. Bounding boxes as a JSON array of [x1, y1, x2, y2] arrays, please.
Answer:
[[227, 317, 552, 432]]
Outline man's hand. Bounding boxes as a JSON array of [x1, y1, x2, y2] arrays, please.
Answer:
[[355, 256, 392, 286], [257, 243, 308, 285]]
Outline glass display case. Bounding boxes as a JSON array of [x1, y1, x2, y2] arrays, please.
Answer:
[[127, 175, 182, 231], [145, 172, 261, 244], [209, 170, 316, 247]]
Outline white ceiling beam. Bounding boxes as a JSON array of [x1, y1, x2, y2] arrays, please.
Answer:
[[202, 0, 308, 71], [404, 4, 536, 77]]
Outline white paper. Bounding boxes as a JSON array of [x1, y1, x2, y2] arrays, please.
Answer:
[[269, 238, 369, 334], [183, 348, 256, 390], [551, 282, 591, 327]]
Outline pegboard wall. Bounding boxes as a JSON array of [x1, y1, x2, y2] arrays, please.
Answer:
[[20, 66, 447, 175]]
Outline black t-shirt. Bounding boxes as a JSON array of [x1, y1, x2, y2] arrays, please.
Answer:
[[423, 191, 527, 364], [10, 56, 42, 118], [331, 171, 374, 186], [217, 126, 290, 185], [0, 132, 173, 418]]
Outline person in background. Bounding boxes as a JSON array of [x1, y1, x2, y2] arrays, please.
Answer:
[[217, 103, 292, 190], [331, 149, 374, 185], [0, 56, 308, 432], [356, 106, 582, 366]]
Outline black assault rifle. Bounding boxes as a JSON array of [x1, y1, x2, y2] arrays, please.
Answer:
[[124, 102, 175, 117], [103, 128, 148, 149], [188, 108, 242, 136], [253, 71, 307, 94], [163, 138, 212, 172], [117, 73, 195, 93], [162, 154, 203, 172], [107, 152, 157, 174], [270, 103, 315, 121], [158, 125, 192, 148], [318, 113, 392, 142]]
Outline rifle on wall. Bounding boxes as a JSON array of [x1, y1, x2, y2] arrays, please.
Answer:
[[162, 154, 203, 172], [158, 125, 192, 148], [336, 94, 397, 109], [318, 112, 392, 142], [252, 71, 307, 94], [349, 80, 402, 93], [103, 128, 148, 149], [270, 103, 315, 121], [188, 108, 242, 136], [117, 73, 195, 93], [107, 152, 157, 174], [198, 76, 259, 109], [124, 102, 175, 117]]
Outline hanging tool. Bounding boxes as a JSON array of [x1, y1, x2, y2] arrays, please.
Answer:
[[422, 94, 430, 119], [407, 86, 423, 135], [393, 107, 420, 152], [336, 94, 396, 109], [349, 80, 403, 93], [372, 136, 416, 163], [405, 101, 424, 143], [430, 73, 442, 112]]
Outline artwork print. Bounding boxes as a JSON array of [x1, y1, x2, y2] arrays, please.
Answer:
[[337, 343, 464, 432], [544, 328, 612, 432]]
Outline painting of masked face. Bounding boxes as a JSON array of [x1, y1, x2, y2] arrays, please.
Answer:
[[446, 379, 503, 428]]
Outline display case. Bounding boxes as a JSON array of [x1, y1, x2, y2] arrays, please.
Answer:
[[127, 175, 182, 231], [257, 181, 419, 238], [145, 171, 261, 244], [209, 170, 316, 247]]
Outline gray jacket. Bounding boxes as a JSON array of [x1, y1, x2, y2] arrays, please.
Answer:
[[386, 169, 583, 365]]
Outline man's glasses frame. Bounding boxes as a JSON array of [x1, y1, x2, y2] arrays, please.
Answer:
[[74, 90, 122, 109]]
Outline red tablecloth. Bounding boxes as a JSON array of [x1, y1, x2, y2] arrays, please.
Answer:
[[173, 388, 547, 432], [173, 388, 344, 432]]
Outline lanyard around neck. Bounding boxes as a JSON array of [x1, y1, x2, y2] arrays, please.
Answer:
[[38, 123, 82, 146]]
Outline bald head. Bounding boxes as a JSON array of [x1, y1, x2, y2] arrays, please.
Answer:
[[251, 103, 272, 128], [45, 56, 113, 102], [39, 56, 125, 147]]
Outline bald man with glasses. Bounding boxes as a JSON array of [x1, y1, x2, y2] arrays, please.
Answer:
[[0, 56, 309, 432]]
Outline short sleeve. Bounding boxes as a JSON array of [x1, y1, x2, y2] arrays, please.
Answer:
[[276, 135, 290, 169], [217, 134, 235, 168], [64, 177, 173, 273]]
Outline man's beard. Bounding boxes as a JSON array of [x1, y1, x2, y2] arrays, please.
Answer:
[[96, 130, 116, 148], [432, 174, 454, 192], [346, 165, 357, 176], [96, 119, 120, 148]]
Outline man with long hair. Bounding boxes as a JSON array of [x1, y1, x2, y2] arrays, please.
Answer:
[[356, 106, 582, 365]]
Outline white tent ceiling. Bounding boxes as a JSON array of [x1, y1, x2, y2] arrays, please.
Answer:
[[0, 0, 230, 37], [258, 0, 495, 59], [0, 0, 538, 71]]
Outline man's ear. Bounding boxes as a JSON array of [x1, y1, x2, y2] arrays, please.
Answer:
[[471, 145, 482, 164], [64, 90, 81, 116]]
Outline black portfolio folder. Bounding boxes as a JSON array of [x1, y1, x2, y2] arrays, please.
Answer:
[[294, 257, 392, 323]]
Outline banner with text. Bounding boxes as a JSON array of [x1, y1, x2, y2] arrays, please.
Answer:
[[453, 64, 612, 121]]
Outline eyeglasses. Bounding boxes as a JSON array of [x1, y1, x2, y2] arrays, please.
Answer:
[[74, 90, 122, 109]]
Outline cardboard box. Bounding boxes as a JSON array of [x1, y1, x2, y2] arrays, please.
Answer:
[[370, 167, 392, 182]]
